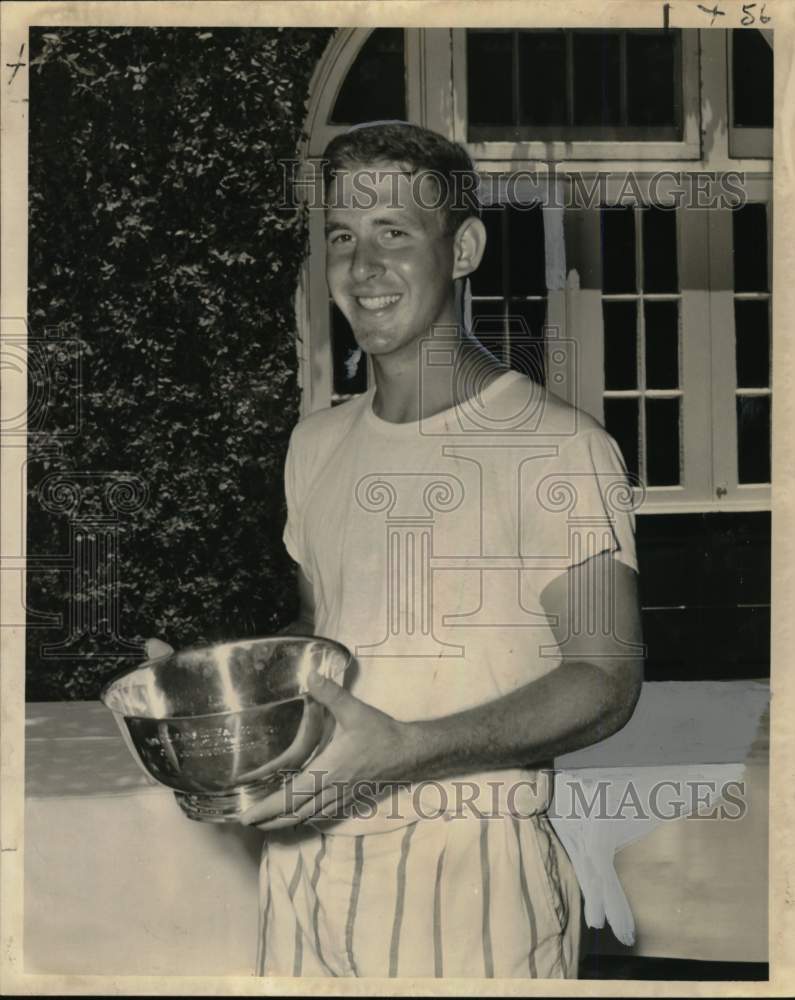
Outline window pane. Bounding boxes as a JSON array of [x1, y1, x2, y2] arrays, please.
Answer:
[[603, 301, 637, 390], [626, 31, 678, 127], [470, 299, 507, 362], [508, 205, 546, 295], [330, 29, 406, 125], [604, 398, 640, 480], [573, 32, 621, 126], [644, 301, 679, 389], [507, 299, 546, 383], [737, 396, 771, 484], [732, 29, 773, 128], [467, 32, 515, 126], [733, 204, 768, 292], [518, 31, 567, 126], [330, 303, 367, 395], [470, 208, 504, 296], [645, 397, 680, 486], [642, 206, 678, 292], [601, 207, 636, 293], [735, 300, 770, 388]]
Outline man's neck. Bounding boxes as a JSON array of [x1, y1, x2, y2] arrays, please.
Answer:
[[371, 331, 509, 424]]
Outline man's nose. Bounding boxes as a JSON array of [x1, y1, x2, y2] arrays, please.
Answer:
[[350, 239, 384, 282]]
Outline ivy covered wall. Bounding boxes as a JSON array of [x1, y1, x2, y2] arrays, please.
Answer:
[[26, 26, 333, 699]]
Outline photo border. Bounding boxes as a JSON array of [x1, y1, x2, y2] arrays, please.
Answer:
[[2, 1, 793, 995]]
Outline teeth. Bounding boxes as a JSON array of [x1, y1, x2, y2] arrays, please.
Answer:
[[357, 295, 401, 310]]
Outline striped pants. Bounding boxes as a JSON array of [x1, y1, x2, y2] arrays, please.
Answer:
[[256, 812, 581, 978]]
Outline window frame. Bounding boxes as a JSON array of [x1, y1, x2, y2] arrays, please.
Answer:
[[466, 28, 685, 143], [327, 27, 407, 127], [556, 174, 772, 515], [727, 29, 774, 159], [707, 194, 773, 509], [305, 27, 431, 158], [452, 27, 702, 162]]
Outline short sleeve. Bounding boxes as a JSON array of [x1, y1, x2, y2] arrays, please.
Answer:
[[521, 428, 639, 597], [282, 429, 306, 571]]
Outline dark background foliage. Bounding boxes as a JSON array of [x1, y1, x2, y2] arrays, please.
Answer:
[[26, 26, 334, 700]]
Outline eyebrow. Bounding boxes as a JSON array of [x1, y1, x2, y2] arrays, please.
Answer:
[[324, 214, 414, 236]]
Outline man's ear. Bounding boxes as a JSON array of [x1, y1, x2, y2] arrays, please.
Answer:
[[451, 216, 487, 281]]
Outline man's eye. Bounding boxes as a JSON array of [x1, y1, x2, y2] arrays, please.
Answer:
[[384, 228, 407, 240], [328, 232, 352, 246]]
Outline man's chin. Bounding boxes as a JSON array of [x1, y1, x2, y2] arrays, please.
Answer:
[[350, 328, 399, 355]]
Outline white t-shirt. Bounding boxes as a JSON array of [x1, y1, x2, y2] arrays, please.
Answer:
[[283, 370, 638, 832]]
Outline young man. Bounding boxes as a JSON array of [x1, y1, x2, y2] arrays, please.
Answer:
[[240, 122, 643, 978]]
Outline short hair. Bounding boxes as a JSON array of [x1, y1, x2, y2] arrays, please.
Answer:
[[322, 122, 482, 235]]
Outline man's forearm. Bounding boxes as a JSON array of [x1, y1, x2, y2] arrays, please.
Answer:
[[396, 660, 642, 783]]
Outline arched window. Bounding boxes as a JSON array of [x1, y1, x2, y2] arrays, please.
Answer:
[[329, 28, 406, 125]]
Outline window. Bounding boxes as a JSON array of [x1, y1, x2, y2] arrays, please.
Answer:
[[600, 206, 682, 487], [330, 303, 368, 399], [466, 29, 682, 141], [560, 190, 772, 513], [731, 30, 773, 128], [729, 29, 773, 157], [303, 28, 415, 159], [467, 205, 547, 382], [452, 28, 700, 161], [732, 203, 771, 485], [329, 28, 406, 125]]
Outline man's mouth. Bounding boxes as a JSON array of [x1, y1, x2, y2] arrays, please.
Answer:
[[355, 294, 402, 311]]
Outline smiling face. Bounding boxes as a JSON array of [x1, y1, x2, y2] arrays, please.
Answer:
[[324, 164, 461, 362]]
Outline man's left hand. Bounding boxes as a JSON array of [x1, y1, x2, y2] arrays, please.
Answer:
[[239, 671, 412, 830]]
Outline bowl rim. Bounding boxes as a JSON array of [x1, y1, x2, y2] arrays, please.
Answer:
[[105, 692, 313, 725], [99, 633, 352, 721]]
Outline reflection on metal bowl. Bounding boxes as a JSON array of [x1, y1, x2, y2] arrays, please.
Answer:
[[100, 636, 351, 822]]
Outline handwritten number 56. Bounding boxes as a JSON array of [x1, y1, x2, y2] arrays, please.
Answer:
[[741, 4, 772, 25]]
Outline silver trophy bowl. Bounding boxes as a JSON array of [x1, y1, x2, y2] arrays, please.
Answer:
[[100, 635, 351, 823]]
